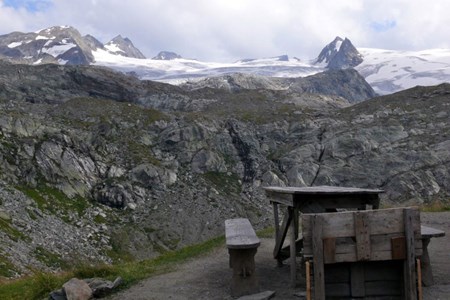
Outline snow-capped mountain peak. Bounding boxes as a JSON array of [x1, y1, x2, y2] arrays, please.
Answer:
[[1, 27, 450, 95], [104, 35, 146, 59], [315, 36, 362, 70], [152, 51, 182, 60]]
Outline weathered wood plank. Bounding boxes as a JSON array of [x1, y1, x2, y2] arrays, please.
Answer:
[[266, 190, 294, 206], [312, 215, 325, 300], [304, 234, 422, 254], [403, 208, 417, 300], [302, 208, 421, 240], [355, 212, 371, 261], [324, 283, 351, 297], [323, 238, 336, 264], [391, 236, 406, 260], [290, 208, 296, 287], [365, 280, 402, 296], [264, 186, 383, 195], [225, 218, 260, 249], [351, 263, 365, 297]]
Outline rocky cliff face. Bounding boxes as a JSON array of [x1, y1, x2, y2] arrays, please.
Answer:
[[181, 69, 377, 103], [0, 26, 96, 65], [0, 62, 449, 278], [315, 37, 363, 70], [0, 27, 145, 66], [104, 35, 146, 59]]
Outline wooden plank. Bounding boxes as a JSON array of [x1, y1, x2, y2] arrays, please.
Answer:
[[263, 186, 384, 195], [225, 218, 260, 249], [364, 260, 403, 281], [303, 230, 422, 259], [289, 208, 296, 287], [324, 283, 351, 297], [391, 236, 406, 260], [403, 208, 418, 300], [365, 280, 402, 296], [302, 208, 421, 239], [351, 262, 365, 297], [355, 212, 371, 260], [266, 190, 293, 207], [324, 264, 350, 283], [312, 215, 325, 300], [323, 238, 336, 264]]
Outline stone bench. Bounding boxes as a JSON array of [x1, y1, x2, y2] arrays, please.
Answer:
[[225, 218, 260, 297], [420, 225, 445, 286]]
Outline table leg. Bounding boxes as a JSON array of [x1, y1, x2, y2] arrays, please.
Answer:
[[273, 203, 283, 267], [273, 203, 280, 243], [421, 238, 434, 286]]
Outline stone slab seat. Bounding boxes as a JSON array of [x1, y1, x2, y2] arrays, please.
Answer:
[[225, 218, 261, 297]]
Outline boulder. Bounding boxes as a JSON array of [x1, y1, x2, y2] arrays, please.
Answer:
[[63, 278, 92, 300]]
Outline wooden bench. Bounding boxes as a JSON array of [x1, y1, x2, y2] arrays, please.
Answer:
[[225, 218, 260, 297], [420, 225, 446, 286]]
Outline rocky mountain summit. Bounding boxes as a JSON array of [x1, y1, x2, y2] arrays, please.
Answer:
[[0, 60, 449, 279], [315, 36, 363, 69], [152, 51, 182, 60], [105, 35, 146, 59], [0, 26, 144, 65]]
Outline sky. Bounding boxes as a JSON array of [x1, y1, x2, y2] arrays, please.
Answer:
[[1, 0, 450, 62]]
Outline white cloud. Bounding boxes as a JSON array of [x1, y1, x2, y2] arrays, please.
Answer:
[[1, 0, 450, 61]]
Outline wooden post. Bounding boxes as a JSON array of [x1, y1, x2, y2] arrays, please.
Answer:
[[403, 209, 417, 300], [290, 208, 297, 287], [417, 258, 423, 300], [306, 260, 311, 300], [355, 212, 371, 261], [312, 215, 325, 300]]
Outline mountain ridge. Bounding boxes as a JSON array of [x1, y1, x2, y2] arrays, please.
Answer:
[[1, 26, 450, 95]]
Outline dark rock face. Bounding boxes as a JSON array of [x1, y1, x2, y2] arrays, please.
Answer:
[[0, 26, 146, 65], [0, 26, 95, 65], [105, 35, 146, 59], [182, 69, 377, 103], [152, 51, 182, 60], [0, 61, 449, 278], [316, 36, 363, 69], [288, 69, 378, 103]]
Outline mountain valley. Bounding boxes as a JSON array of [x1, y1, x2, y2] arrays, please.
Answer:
[[0, 26, 449, 279]]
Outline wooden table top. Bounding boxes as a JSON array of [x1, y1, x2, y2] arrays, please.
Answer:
[[264, 185, 384, 195]]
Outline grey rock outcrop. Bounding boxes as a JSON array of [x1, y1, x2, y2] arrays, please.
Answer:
[[63, 278, 92, 300], [315, 36, 363, 70], [182, 69, 376, 103], [0, 61, 449, 279], [0, 26, 146, 65], [105, 35, 146, 59], [152, 51, 182, 60], [0, 26, 95, 65]]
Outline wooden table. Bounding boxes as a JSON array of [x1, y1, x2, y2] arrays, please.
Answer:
[[264, 186, 384, 287]]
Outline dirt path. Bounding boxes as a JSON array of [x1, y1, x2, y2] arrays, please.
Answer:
[[107, 212, 450, 300]]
